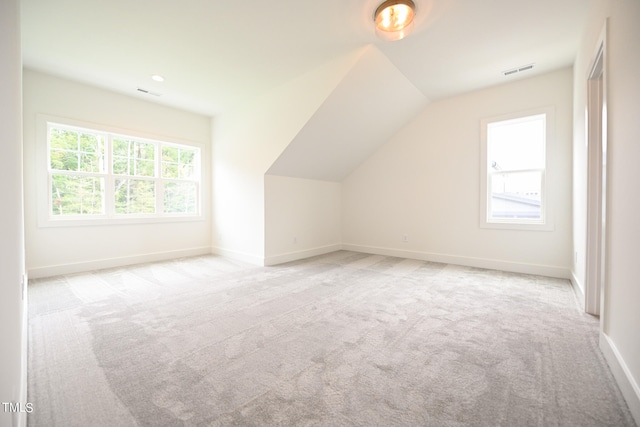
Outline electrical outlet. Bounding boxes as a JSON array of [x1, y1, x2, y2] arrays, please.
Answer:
[[403, 234, 408, 243], [293, 236, 297, 244]]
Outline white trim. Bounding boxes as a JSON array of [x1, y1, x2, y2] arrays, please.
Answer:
[[37, 113, 201, 148], [37, 114, 205, 227], [585, 19, 608, 318], [41, 214, 207, 228], [211, 246, 265, 266], [19, 271, 28, 427], [264, 244, 343, 266], [480, 106, 555, 231], [27, 246, 211, 279], [569, 270, 586, 311], [342, 243, 569, 279], [600, 332, 640, 425]]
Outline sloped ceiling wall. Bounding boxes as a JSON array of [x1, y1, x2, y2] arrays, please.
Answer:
[[267, 45, 428, 182], [211, 48, 364, 261]]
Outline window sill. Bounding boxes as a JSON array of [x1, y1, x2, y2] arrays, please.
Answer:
[[480, 219, 554, 231], [39, 214, 205, 228]]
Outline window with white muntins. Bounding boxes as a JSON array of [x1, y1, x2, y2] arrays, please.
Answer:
[[41, 118, 202, 226], [480, 107, 554, 230]]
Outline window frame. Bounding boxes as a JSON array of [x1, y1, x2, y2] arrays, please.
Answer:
[[38, 115, 204, 227], [480, 107, 554, 231]]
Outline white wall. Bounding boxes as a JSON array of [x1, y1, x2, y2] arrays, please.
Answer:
[[343, 68, 573, 278], [23, 70, 212, 278], [267, 45, 427, 182], [573, 1, 640, 422], [211, 49, 362, 264], [571, 0, 612, 310], [0, 1, 27, 426], [264, 175, 341, 265]]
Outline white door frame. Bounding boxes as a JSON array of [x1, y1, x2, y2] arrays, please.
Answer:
[[585, 22, 608, 319]]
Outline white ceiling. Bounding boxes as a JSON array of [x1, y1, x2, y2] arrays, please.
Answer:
[[267, 46, 428, 181], [21, 0, 593, 118]]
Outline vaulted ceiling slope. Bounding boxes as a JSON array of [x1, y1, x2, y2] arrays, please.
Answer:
[[21, 0, 592, 117], [267, 46, 427, 182], [21, 0, 592, 181]]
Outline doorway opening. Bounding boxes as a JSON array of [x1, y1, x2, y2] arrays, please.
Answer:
[[585, 25, 607, 318]]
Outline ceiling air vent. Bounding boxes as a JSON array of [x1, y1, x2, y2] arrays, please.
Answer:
[[137, 88, 162, 97], [503, 63, 535, 76]]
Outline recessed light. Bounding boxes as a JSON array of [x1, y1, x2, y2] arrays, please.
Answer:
[[151, 74, 165, 82]]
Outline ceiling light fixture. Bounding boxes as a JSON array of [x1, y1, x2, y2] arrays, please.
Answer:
[[151, 74, 165, 82], [374, 0, 416, 41]]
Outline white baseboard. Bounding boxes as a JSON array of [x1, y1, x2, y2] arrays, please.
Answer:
[[600, 332, 640, 425], [342, 243, 570, 279], [264, 244, 342, 266], [219, 243, 569, 278], [19, 271, 28, 427], [211, 246, 265, 266], [569, 271, 586, 311], [28, 246, 212, 279]]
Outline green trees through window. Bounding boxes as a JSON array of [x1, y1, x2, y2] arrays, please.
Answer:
[[47, 122, 200, 219], [50, 127, 106, 215], [113, 138, 156, 214]]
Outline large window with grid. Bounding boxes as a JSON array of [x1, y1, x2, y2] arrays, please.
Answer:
[[480, 107, 554, 230], [46, 121, 201, 222]]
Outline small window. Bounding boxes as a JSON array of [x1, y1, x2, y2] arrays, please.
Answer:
[[480, 108, 553, 230], [44, 119, 202, 225]]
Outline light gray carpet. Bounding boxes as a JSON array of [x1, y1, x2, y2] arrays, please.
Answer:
[[28, 251, 636, 426]]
